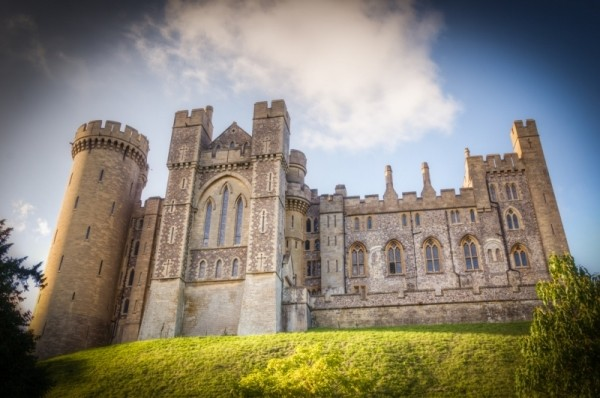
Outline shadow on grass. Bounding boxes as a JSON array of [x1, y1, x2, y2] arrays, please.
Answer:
[[40, 356, 91, 388], [308, 321, 531, 336]]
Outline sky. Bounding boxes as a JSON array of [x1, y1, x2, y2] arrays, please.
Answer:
[[1, 0, 598, 312]]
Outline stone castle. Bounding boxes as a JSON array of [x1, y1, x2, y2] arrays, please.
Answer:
[[31, 100, 569, 359]]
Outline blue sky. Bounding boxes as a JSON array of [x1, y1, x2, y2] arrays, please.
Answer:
[[1, 0, 598, 311]]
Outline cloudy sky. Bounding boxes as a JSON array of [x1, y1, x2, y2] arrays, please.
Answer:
[[1, 0, 598, 310]]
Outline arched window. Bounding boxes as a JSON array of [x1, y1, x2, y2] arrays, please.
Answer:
[[314, 218, 319, 232], [512, 244, 529, 267], [470, 209, 476, 223], [203, 201, 212, 246], [229, 141, 235, 149], [218, 187, 229, 246], [402, 214, 407, 227], [215, 260, 222, 278], [127, 269, 135, 286], [495, 248, 503, 261], [367, 216, 372, 230], [305, 240, 310, 251], [199, 260, 206, 278], [450, 210, 459, 224], [462, 236, 479, 270], [315, 239, 320, 251], [354, 218, 360, 231], [506, 208, 520, 230], [232, 259, 239, 277], [387, 241, 403, 274], [350, 243, 366, 276], [133, 240, 140, 256], [122, 299, 129, 314], [424, 238, 441, 272], [306, 218, 312, 232], [234, 198, 244, 245], [506, 183, 518, 200], [415, 213, 421, 226], [489, 184, 497, 201]]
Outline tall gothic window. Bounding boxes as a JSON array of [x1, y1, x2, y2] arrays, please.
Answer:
[[506, 183, 518, 200], [463, 237, 479, 270], [306, 218, 312, 232], [450, 210, 460, 224], [512, 244, 529, 267], [350, 243, 366, 276], [506, 208, 520, 230], [387, 241, 403, 274], [402, 214, 407, 227], [367, 216, 372, 230], [203, 201, 212, 246], [489, 184, 497, 201], [234, 198, 243, 245], [218, 187, 229, 246], [424, 238, 441, 272]]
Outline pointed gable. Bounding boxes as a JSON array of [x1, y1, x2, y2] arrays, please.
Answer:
[[210, 122, 252, 151]]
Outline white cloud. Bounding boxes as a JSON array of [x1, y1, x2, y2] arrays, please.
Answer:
[[132, 0, 460, 150], [10, 200, 36, 232], [34, 218, 50, 236]]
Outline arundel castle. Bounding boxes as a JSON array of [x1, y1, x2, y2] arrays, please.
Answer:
[[31, 100, 569, 359]]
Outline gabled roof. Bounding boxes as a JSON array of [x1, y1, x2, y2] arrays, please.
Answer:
[[210, 122, 251, 149]]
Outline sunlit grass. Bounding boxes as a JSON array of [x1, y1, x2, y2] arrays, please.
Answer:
[[41, 322, 530, 397]]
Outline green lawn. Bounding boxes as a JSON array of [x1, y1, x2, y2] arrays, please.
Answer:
[[40, 322, 530, 397]]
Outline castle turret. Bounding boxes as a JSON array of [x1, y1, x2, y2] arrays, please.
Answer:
[[511, 120, 569, 258], [238, 100, 290, 335], [31, 121, 149, 359], [139, 106, 213, 340], [285, 150, 311, 286]]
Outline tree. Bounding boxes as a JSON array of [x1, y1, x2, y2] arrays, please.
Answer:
[[516, 254, 600, 397], [0, 219, 50, 397]]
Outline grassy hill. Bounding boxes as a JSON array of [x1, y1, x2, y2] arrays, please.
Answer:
[[40, 322, 530, 397]]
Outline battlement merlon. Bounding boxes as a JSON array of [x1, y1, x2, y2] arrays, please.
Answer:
[[253, 99, 291, 130], [173, 106, 214, 140], [75, 120, 149, 157]]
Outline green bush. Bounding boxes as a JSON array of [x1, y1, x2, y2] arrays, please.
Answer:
[[516, 255, 600, 397], [238, 344, 369, 397]]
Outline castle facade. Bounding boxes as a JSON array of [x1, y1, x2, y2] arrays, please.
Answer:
[[31, 100, 569, 359]]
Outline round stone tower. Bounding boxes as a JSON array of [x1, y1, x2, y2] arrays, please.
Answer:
[[31, 120, 149, 359], [285, 149, 311, 286]]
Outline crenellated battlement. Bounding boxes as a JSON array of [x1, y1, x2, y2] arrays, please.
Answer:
[[173, 106, 214, 129], [75, 120, 149, 156], [478, 153, 525, 173], [341, 186, 476, 214], [253, 99, 290, 124]]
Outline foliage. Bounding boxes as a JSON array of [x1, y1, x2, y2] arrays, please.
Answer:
[[41, 322, 529, 397], [238, 344, 369, 397], [516, 254, 600, 397], [0, 219, 49, 396]]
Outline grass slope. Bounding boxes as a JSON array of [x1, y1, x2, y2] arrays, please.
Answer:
[[41, 322, 530, 397]]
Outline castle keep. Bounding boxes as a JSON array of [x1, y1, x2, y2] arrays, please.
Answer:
[[31, 100, 569, 359]]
